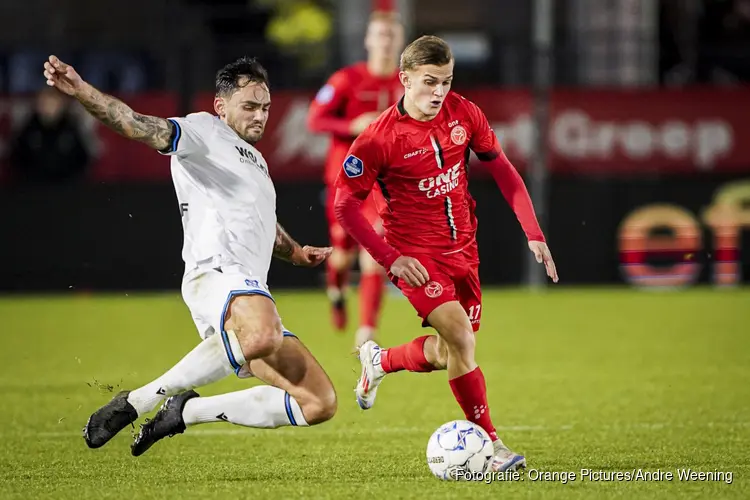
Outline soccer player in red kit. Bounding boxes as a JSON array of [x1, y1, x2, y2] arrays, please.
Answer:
[[307, 11, 404, 346], [334, 35, 558, 472]]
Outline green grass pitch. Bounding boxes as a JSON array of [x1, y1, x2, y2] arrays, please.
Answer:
[[0, 287, 748, 499]]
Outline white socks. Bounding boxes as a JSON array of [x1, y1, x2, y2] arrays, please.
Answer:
[[127, 330, 247, 416], [125, 331, 310, 431], [182, 386, 308, 428]]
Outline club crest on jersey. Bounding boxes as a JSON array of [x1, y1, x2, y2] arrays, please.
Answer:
[[343, 154, 364, 178], [424, 281, 443, 298], [450, 125, 467, 145]]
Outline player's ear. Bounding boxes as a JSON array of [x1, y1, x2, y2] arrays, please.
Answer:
[[213, 96, 226, 119], [399, 71, 410, 89]]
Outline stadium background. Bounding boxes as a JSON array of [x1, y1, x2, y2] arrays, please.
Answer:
[[2, 0, 749, 292], [1, 2, 749, 499]]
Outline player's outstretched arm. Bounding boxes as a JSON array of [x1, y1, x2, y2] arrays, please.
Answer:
[[273, 223, 332, 267], [43, 55, 173, 151], [467, 99, 558, 282], [482, 149, 558, 283]]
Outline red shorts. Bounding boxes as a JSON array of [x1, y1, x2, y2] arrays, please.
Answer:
[[388, 243, 482, 332], [326, 186, 382, 250]]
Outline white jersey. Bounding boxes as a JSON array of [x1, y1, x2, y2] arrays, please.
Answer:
[[160, 112, 277, 283]]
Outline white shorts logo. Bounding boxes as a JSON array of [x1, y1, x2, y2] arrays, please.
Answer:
[[424, 281, 443, 298], [451, 125, 467, 145], [245, 279, 267, 292]]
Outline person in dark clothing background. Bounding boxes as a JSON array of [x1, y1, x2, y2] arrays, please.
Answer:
[[10, 87, 91, 184]]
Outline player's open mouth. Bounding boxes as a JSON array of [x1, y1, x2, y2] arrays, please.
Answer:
[[430, 100, 441, 107]]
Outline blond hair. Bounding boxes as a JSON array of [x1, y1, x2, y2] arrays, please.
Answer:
[[400, 35, 453, 71]]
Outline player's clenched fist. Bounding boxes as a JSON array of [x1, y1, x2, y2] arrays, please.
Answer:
[[43, 55, 84, 96], [390, 256, 430, 287]]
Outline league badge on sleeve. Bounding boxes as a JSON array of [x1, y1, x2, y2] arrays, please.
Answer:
[[315, 84, 335, 104], [343, 154, 364, 178]]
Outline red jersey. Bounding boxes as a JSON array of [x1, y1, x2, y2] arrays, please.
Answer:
[[335, 92, 498, 256], [307, 62, 403, 186]]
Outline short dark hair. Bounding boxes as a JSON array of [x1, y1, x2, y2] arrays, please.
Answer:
[[215, 56, 270, 97], [400, 35, 453, 71]]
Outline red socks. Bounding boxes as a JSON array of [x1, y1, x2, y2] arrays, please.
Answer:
[[449, 367, 498, 442], [381, 336, 436, 373], [359, 272, 384, 329], [382, 339, 499, 442]]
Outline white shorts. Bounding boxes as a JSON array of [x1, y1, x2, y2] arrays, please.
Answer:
[[180, 263, 297, 377]]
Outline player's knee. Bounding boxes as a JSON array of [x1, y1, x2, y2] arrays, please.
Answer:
[[428, 302, 476, 358], [448, 332, 475, 358], [441, 324, 475, 357], [301, 385, 337, 425]]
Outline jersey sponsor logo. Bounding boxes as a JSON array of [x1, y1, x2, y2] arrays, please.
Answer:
[[245, 278, 260, 289], [451, 125, 467, 145], [236, 146, 269, 175], [418, 162, 462, 198], [424, 281, 443, 298], [343, 154, 364, 178], [315, 84, 335, 104], [404, 148, 428, 159], [236, 145, 258, 162]]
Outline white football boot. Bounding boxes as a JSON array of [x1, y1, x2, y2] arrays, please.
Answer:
[[355, 340, 386, 410], [489, 440, 527, 472]]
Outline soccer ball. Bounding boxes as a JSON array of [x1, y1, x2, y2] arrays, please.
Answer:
[[426, 420, 494, 481]]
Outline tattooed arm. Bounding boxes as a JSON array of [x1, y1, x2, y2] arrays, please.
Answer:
[[273, 223, 303, 263], [273, 223, 332, 267], [75, 82, 174, 151], [43, 55, 173, 151]]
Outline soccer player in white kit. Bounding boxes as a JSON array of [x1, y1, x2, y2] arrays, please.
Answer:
[[43, 55, 338, 456]]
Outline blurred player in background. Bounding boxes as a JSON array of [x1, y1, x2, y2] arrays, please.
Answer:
[[307, 10, 404, 347], [43, 55, 337, 456], [335, 36, 558, 472]]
